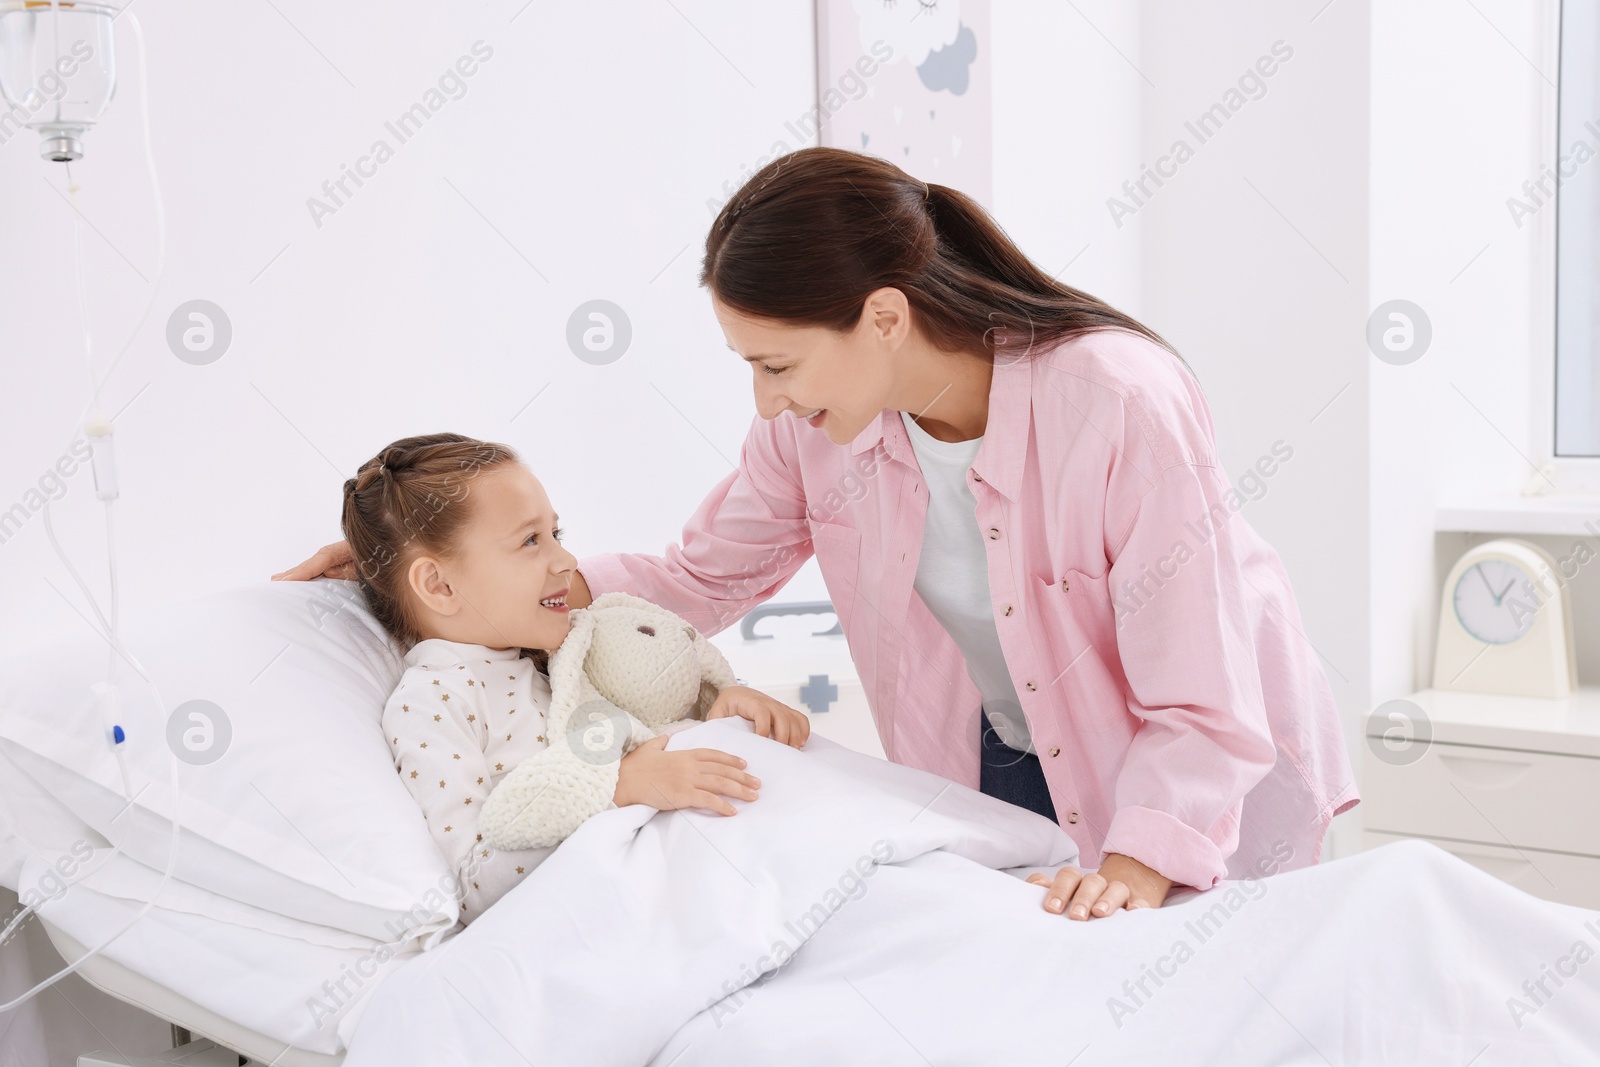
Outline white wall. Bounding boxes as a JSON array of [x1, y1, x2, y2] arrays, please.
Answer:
[[1138, 0, 1372, 859], [1134, 0, 1560, 864], [1369, 0, 1556, 698], [992, 1, 1142, 318], [0, 0, 1144, 653], [0, 0, 819, 647]]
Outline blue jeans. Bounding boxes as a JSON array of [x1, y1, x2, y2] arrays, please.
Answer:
[[977, 714, 1059, 824]]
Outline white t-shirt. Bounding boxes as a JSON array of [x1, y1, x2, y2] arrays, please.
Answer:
[[900, 410, 1034, 753], [382, 638, 557, 924]]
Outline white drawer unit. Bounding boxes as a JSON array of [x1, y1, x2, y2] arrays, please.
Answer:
[[1362, 688, 1600, 909], [710, 601, 885, 760], [1363, 832, 1600, 911]]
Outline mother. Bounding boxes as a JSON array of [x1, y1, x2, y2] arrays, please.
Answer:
[[277, 147, 1358, 922]]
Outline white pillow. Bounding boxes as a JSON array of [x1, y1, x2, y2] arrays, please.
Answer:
[[0, 579, 458, 943]]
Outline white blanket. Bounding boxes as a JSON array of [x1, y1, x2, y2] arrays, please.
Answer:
[[343, 720, 1600, 1066]]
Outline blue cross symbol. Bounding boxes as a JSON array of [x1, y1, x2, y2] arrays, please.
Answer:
[[798, 674, 838, 714]]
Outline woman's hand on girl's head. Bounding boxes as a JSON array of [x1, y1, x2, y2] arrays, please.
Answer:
[[705, 685, 811, 749], [272, 540, 356, 582], [566, 570, 594, 610], [1025, 852, 1173, 920], [615, 735, 762, 816]]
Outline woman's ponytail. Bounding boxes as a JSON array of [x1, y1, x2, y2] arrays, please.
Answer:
[[923, 181, 1041, 296], [703, 147, 1196, 384]]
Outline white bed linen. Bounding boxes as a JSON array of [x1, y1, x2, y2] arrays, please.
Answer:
[[21, 861, 420, 1057], [343, 719, 1600, 1067], [0, 580, 459, 943]]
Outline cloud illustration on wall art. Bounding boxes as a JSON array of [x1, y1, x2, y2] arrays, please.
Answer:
[[916, 22, 977, 95], [852, 0, 962, 67], [820, 0, 992, 209]]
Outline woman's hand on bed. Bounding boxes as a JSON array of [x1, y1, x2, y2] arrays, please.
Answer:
[[614, 735, 762, 816], [1025, 852, 1172, 920], [704, 686, 810, 749], [272, 540, 356, 582]]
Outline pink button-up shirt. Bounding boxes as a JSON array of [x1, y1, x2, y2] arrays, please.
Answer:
[[580, 328, 1358, 889]]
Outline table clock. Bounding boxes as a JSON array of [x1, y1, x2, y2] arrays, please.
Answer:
[[1432, 538, 1576, 698]]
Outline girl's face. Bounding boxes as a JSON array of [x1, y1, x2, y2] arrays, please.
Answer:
[[407, 462, 578, 652], [714, 292, 904, 446]]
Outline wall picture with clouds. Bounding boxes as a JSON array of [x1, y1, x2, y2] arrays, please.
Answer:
[[816, 0, 992, 209]]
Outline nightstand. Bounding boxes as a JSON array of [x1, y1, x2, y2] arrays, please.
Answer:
[[1362, 687, 1600, 909]]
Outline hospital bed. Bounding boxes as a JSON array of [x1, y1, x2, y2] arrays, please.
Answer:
[[2, 580, 1597, 1066], [17, 597, 873, 1067]]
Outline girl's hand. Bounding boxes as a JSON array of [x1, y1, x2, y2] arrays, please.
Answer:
[[1025, 852, 1173, 920], [272, 540, 355, 582], [705, 685, 810, 749], [614, 735, 761, 816]]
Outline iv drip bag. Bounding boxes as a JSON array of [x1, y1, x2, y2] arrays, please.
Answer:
[[0, 1, 116, 162]]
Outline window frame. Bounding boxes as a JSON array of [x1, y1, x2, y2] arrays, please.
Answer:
[[1543, 0, 1600, 485]]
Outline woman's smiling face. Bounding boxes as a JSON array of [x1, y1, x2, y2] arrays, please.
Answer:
[[713, 293, 901, 446]]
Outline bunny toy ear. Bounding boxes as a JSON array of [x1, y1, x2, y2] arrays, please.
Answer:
[[544, 605, 599, 742], [686, 621, 737, 717]]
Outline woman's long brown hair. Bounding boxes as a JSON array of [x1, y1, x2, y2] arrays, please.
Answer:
[[701, 146, 1193, 379]]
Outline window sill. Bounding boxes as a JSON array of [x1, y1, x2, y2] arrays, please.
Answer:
[[1436, 493, 1600, 536]]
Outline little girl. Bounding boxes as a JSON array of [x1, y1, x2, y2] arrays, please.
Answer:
[[338, 432, 809, 923]]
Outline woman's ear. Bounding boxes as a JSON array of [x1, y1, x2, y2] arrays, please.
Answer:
[[862, 286, 911, 349]]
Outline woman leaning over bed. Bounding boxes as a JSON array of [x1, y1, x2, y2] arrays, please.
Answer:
[[277, 147, 1360, 923]]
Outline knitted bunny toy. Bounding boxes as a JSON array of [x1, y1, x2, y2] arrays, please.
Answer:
[[478, 591, 738, 851]]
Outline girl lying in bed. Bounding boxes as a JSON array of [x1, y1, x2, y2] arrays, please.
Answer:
[[336, 432, 810, 923]]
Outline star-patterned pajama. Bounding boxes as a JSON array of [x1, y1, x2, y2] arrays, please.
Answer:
[[382, 637, 557, 923]]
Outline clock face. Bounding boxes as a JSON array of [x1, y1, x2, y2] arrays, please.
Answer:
[[1452, 558, 1539, 645]]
